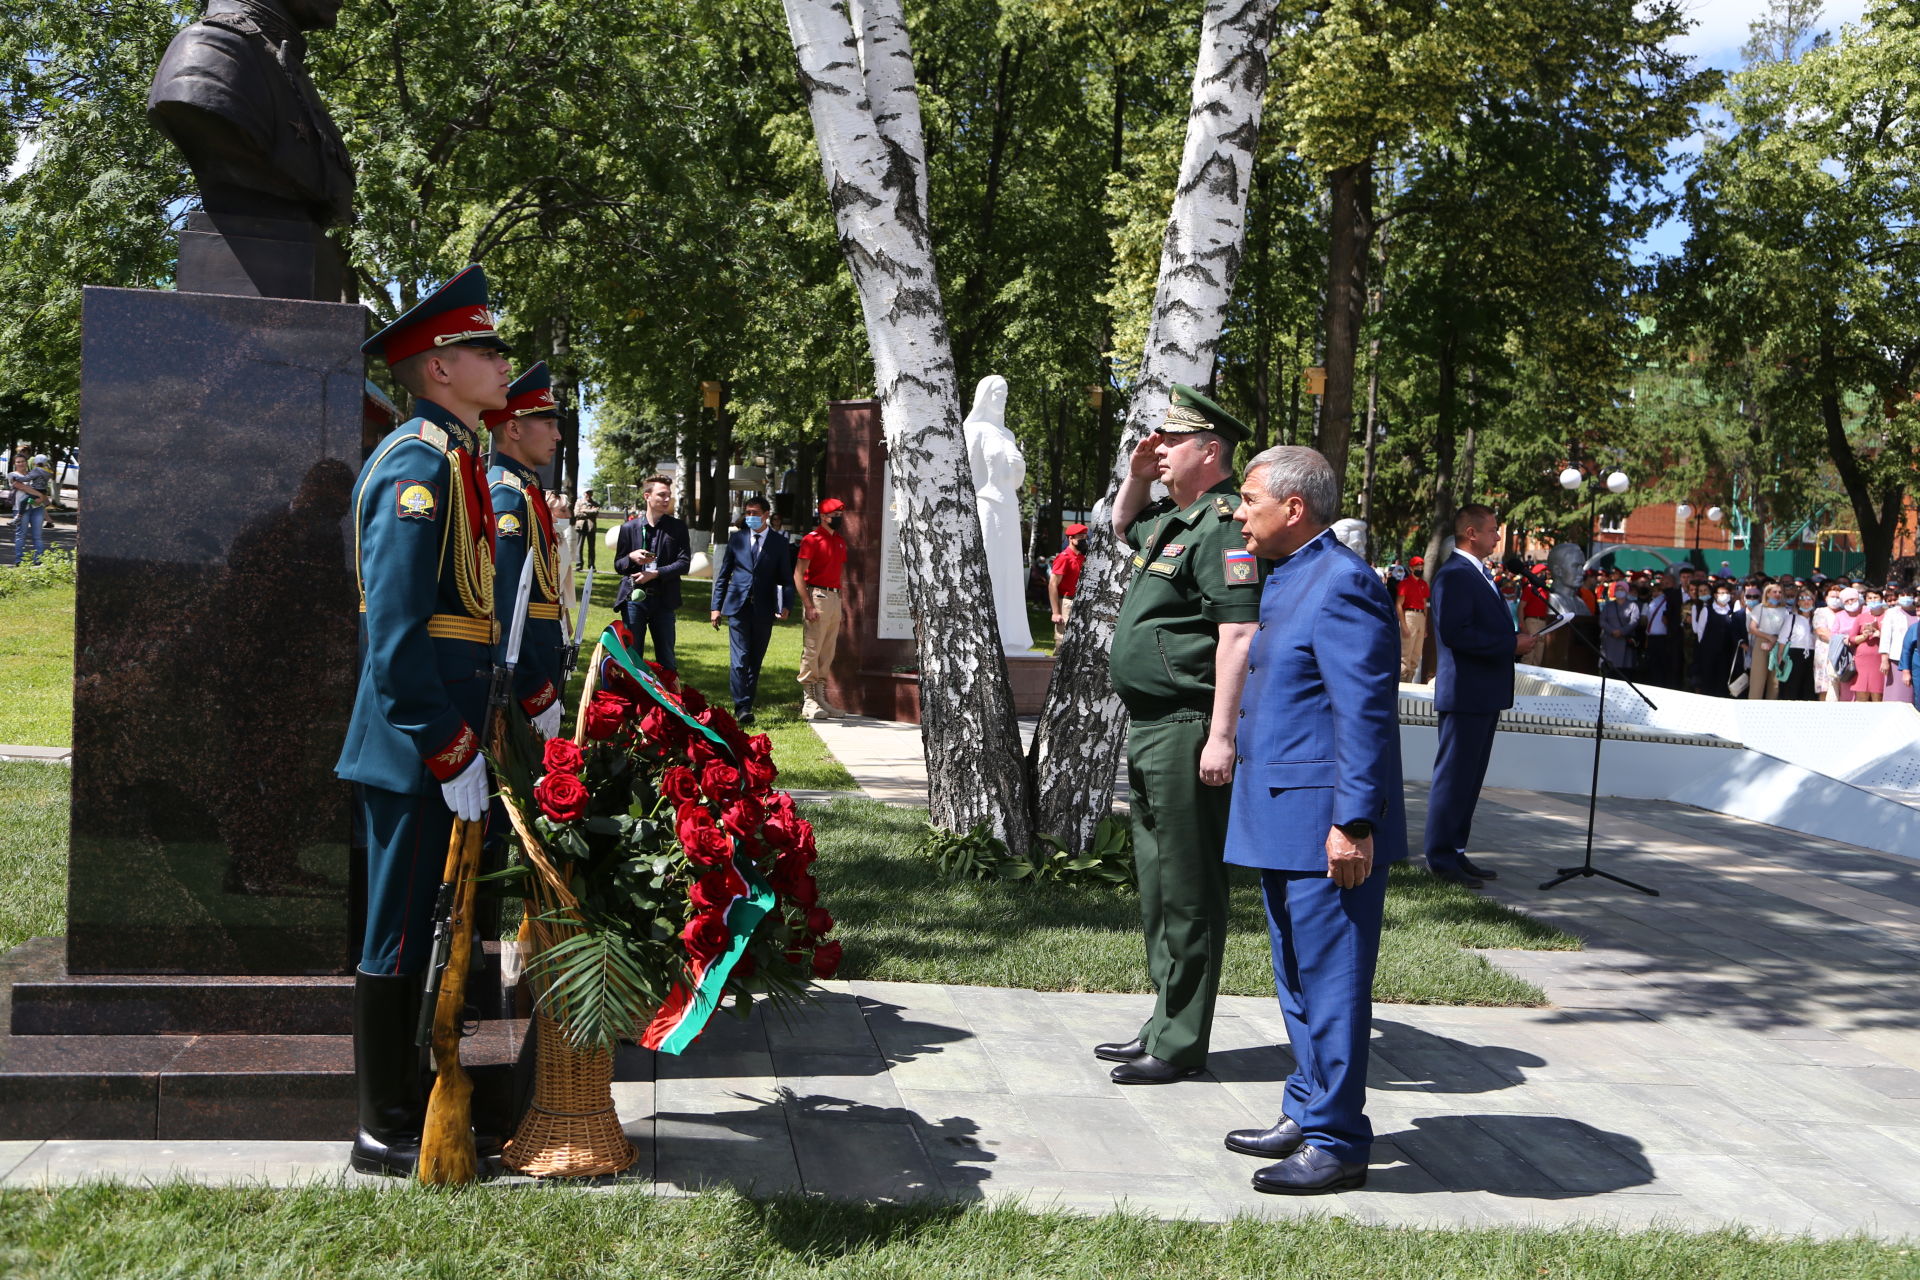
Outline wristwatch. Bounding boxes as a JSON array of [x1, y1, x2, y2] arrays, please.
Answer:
[[1335, 820, 1373, 840]]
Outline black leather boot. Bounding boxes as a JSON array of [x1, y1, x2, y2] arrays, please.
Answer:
[[349, 970, 425, 1177]]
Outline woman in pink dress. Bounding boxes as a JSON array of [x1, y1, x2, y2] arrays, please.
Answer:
[[1836, 588, 1886, 702]]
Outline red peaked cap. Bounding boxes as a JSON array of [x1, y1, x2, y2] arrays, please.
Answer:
[[819, 498, 846, 515], [362, 265, 510, 366], [481, 361, 558, 429]]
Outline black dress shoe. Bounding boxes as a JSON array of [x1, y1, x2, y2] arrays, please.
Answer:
[[1093, 1037, 1146, 1063], [736, 710, 756, 727], [1428, 866, 1484, 889], [1461, 858, 1499, 881], [1251, 1145, 1368, 1195], [1110, 1054, 1201, 1085], [1225, 1114, 1303, 1158]]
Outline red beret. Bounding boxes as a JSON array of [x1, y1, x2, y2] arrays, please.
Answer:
[[1064, 523, 1088, 536], [819, 498, 846, 515], [1410, 556, 1424, 566]]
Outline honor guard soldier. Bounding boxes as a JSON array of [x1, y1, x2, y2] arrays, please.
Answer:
[[1095, 384, 1267, 1084], [335, 266, 512, 1176], [482, 361, 567, 739]]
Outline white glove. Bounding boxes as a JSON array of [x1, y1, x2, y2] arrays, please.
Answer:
[[533, 702, 565, 741], [439, 754, 489, 822]]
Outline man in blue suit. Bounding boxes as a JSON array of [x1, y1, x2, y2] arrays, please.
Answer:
[[1424, 504, 1539, 887], [709, 496, 792, 725], [1223, 445, 1406, 1195]]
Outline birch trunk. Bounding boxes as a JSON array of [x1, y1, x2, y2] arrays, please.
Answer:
[[1029, 0, 1279, 852], [784, 0, 1032, 850]]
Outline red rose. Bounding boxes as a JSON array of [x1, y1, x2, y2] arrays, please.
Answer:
[[689, 868, 747, 911], [677, 802, 717, 843], [744, 759, 777, 795], [722, 796, 763, 839], [745, 733, 774, 763], [778, 870, 819, 908], [680, 684, 708, 714], [542, 737, 585, 776], [805, 907, 834, 937], [682, 822, 733, 869], [700, 762, 743, 802], [733, 951, 758, 980], [687, 737, 719, 766], [647, 661, 681, 694], [697, 706, 738, 738], [681, 910, 730, 962], [762, 811, 800, 851], [810, 940, 843, 979], [534, 770, 590, 823], [659, 766, 702, 806], [795, 820, 817, 858], [583, 690, 631, 741]]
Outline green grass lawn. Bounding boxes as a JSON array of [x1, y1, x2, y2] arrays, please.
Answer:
[[816, 798, 1574, 1005], [0, 762, 66, 952], [0, 1184, 1906, 1279], [0, 583, 74, 748]]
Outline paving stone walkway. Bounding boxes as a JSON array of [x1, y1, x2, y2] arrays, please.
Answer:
[[8, 721, 1920, 1240]]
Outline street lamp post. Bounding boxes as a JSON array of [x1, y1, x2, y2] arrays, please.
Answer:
[[1559, 465, 1631, 558]]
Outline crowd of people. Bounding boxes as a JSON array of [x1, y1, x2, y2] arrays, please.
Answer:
[[1385, 557, 1918, 706]]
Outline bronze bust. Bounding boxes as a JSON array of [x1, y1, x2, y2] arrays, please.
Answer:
[[148, 0, 353, 228]]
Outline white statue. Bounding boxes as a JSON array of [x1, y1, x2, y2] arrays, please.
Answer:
[[963, 374, 1034, 654]]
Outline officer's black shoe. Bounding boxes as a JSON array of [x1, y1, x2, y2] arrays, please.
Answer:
[[1428, 866, 1484, 890], [1225, 1114, 1304, 1158], [349, 971, 425, 1178], [1460, 858, 1499, 881], [1093, 1036, 1146, 1063], [1250, 1145, 1368, 1195], [1110, 1054, 1202, 1085], [736, 709, 757, 727]]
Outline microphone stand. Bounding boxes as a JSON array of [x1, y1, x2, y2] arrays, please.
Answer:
[[1507, 560, 1660, 897]]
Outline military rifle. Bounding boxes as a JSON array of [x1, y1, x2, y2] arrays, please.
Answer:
[[415, 551, 536, 1185]]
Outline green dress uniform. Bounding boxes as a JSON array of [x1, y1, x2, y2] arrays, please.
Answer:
[[484, 362, 568, 717], [334, 265, 510, 1177], [1109, 388, 1269, 1072]]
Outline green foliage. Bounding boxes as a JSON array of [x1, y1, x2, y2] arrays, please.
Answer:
[[918, 819, 1013, 881], [0, 549, 75, 600], [919, 812, 1135, 888]]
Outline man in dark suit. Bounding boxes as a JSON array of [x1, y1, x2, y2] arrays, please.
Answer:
[[709, 496, 792, 725], [613, 474, 690, 669], [1424, 504, 1539, 889], [1222, 445, 1406, 1195]]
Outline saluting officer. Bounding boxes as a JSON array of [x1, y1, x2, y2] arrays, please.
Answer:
[[1095, 384, 1266, 1085], [482, 361, 568, 739], [335, 266, 511, 1177]]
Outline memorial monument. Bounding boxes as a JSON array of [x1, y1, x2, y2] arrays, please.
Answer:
[[0, 3, 523, 1142], [963, 375, 1034, 654]]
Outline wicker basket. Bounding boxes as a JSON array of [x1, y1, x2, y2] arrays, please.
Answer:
[[502, 1011, 636, 1178]]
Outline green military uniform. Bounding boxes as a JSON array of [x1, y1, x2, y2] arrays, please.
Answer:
[[1109, 387, 1268, 1071]]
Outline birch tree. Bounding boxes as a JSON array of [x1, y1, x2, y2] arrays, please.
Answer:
[[783, 0, 1033, 849], [1029, 0, 1278, 853]]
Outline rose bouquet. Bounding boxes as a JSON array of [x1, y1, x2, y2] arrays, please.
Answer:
[[488, 622, 838, 1176]]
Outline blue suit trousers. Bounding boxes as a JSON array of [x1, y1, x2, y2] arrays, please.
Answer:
[[727, 609, 776, 712], [1260, 865, 1388, 1163], [1423, 710, 1498, 873]]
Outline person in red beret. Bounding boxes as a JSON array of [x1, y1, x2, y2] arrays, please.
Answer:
[[1049, 523, 1089, 645], [793, 497, 850, 720]]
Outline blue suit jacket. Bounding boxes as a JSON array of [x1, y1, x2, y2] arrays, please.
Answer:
[[709, 528, 792, 617], [1430, 551, 1518, 714], [1224, 530, 1408, 872], [612, 515, 691, 609]]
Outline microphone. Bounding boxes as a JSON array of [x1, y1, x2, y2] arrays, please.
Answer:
[[1502, 552, 1555, 598]]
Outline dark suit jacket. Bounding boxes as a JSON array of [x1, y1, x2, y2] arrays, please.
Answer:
[[1224, 530, 1408, 872], [612, 515, 690, 609], [1686, 603, 1746, 691], [1430, 551, 1518, 714], [709, 529, 793, 618]]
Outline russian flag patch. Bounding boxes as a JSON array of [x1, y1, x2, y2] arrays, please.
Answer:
[[1224, 547, 1257, 585]]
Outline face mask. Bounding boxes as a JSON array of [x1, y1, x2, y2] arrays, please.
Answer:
[[1798, 602, 1814, 613], [1743, 592, 1760, 603], [1868, 602, 1886, 614], [1714, 592, 1732, 606], [1390, 566, 1406, 580], [1827, 596, 1841, 609], [1845, 601, 1862, 614], [1901, 597, 1916, 609], [744, 515, 764, 531], [828, 515, 844, 530]]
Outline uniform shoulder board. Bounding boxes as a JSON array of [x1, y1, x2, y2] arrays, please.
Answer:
[[494, 470, 525, 495], [415, 420, 449, 452], [1213, 495, 1236, 518]]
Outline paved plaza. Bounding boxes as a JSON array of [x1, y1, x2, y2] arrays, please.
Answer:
[[6, 722, 1920, 1241]]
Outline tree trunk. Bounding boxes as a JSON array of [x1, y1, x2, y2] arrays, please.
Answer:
[[1819, 377, 1899, 579], [1317, 159, 1373, 487], [1028, 0, 1279, 853], [785, 0, 1031, 849], [1422, 328, 1460, 572]]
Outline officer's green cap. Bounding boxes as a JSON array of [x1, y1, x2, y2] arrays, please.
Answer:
[[1162, 384, 1250, 444]]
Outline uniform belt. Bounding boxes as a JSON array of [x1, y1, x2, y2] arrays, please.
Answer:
[[807, 584, 840, 592], [527, 602, 561, 620], [1403, 607, 1426, 612], [425, 614, 498, 644]]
